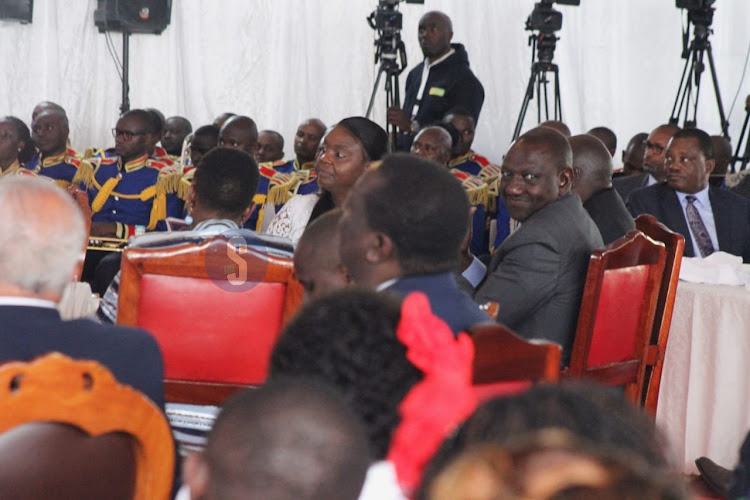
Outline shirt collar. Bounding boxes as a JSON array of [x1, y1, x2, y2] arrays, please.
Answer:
[[424, 48, 455, 69], [0, 297, 57, 309], [676, 185, 710, 208], [0, 159, 21, 176]]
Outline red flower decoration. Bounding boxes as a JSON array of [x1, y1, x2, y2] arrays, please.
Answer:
[[386, 292, 478, 495]]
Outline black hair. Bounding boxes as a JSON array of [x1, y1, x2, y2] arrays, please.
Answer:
[[308, 116, 389, 225], [362, 153, 469, 275], [417, 381, 673, 499], [192, 147, 259, 219], [205, 377, 371, 500], [588, 126, 617, 153], [193, 124, 220, 141], [670, 128, 713, 160], [269, 289, 423, 459], [3, 116, 35, 164], [119, 109, 155, 134]]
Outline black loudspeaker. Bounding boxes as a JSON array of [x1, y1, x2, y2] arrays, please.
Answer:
[[0, 0, 33, 24], [94, 0, 171, 34]]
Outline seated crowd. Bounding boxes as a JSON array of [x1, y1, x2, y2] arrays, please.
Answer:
[[3, 9, 750, 498]]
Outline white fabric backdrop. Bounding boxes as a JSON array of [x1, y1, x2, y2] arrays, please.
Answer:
[[1, 0, 749, 164]]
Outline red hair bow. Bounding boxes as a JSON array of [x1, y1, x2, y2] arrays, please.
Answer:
[[386, 292, 478, 495]]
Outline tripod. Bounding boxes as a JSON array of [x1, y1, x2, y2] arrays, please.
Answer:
[[668, 7, 729, 138], [730, 95, 750, 172], [512, 33, 563, 141], [365, 35, 407, 151]]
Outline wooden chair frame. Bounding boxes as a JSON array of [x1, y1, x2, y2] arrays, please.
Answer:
[[471, 323, 561, 385], [118, 235, 303, 405], [566, 230, 666, 405], [0, 353, 174, 500], [635, 214, 685, 415]]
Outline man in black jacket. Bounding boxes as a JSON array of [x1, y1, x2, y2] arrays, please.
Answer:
[[387, 11, 484, 151], [570, 134, 634, 245]]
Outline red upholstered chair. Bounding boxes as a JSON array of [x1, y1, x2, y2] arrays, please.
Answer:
[[0, 353, 174, 500], [565, 230, 666, 406], [470, 323, 561, 401], [117, 234, 303, 405], [635, 214, 685, 416]]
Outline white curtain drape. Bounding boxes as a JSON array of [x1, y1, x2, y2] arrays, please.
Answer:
[[1, 0, 749, 164]]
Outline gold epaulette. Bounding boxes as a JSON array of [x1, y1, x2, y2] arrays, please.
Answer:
[[259, 163, 278, 179], [267, 173, 300, 206], [478, 162, 501, 182], [156, 170, 183, 196], [72, 160, 96, 189], [455, 173, 489, 210], [178, 170, 194, 200], [54, 179, 71, 189], [81, 148, 99, 160]]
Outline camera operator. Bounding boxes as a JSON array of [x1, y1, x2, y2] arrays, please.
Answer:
[[387, 11, 484, 151]]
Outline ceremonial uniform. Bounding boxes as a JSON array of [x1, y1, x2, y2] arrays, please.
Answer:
[[0, 160, 37, 179], [255, 170, 318, 232], [73, 154, 185, 239], [26, 147, 85, 188], [274, 158, 315, 175], [450, 169, 491, 256]]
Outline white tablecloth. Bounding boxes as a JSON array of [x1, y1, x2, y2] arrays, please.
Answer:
[[656, 280, 750, 473]]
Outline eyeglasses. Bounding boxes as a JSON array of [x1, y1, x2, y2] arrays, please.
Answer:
[[112, 128, 148, 141]]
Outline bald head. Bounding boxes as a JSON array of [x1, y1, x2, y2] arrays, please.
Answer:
[[539, 120, 571, 137], [294, 118, 327, 164], [586, 127, 617, 157], [0, 177, 85, 300], [570, 134, 614, 203], [257, 130, 285, 163], [418, 11, 453, 62], [711, 135, 732, 177], [622, 132, 648, 176], [191, 378, 370, 500], [219, 116, 259, 156], [524, 126, 573, 172], [295, 209, 349, 302], [411, 126, 453, 165]]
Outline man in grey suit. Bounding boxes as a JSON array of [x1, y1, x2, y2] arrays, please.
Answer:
[[570, 134, 635, 245], [614, 124, 680, 202], [627, 128, 750, 262], [475, 128, 603, 365]]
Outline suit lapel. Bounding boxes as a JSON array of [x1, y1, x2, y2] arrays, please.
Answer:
[[709, 187, 730, 252]]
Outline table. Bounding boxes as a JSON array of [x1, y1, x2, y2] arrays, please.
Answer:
[[656, 280, 750, 474]]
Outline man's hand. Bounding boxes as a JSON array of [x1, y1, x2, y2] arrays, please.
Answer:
[[387, 107, 411, 131]]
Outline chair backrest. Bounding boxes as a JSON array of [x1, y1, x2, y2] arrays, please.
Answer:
[[117, 234, 303, 405], [635, 214, 685, 415], [0, 353, 174, 500], [470, 323, 561, 401], [566, 230, 666, 405]]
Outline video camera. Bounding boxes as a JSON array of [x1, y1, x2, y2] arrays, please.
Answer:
[[526, 0, 580, 33], [367, 0, 424, 36], [676, 0, 715, 9]]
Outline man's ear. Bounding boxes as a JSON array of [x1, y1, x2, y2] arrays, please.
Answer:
[[705, 158, 716, 176], [365, 232, 394, 264], [183, 451, 210, 500], [559, 167, 573, 192], [187, 185, 197, 205]]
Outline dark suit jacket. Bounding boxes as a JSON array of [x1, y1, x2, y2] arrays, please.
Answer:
[[386, 273, 490, 335], [583, 187, 635, 245], [475, 194, 603, 365], [626, 183, 750, 262], [613, 172, 649, 202], [0, 306, 165, 409]]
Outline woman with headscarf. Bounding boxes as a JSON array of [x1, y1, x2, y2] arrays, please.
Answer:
[[265, 116, 388, 246]]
